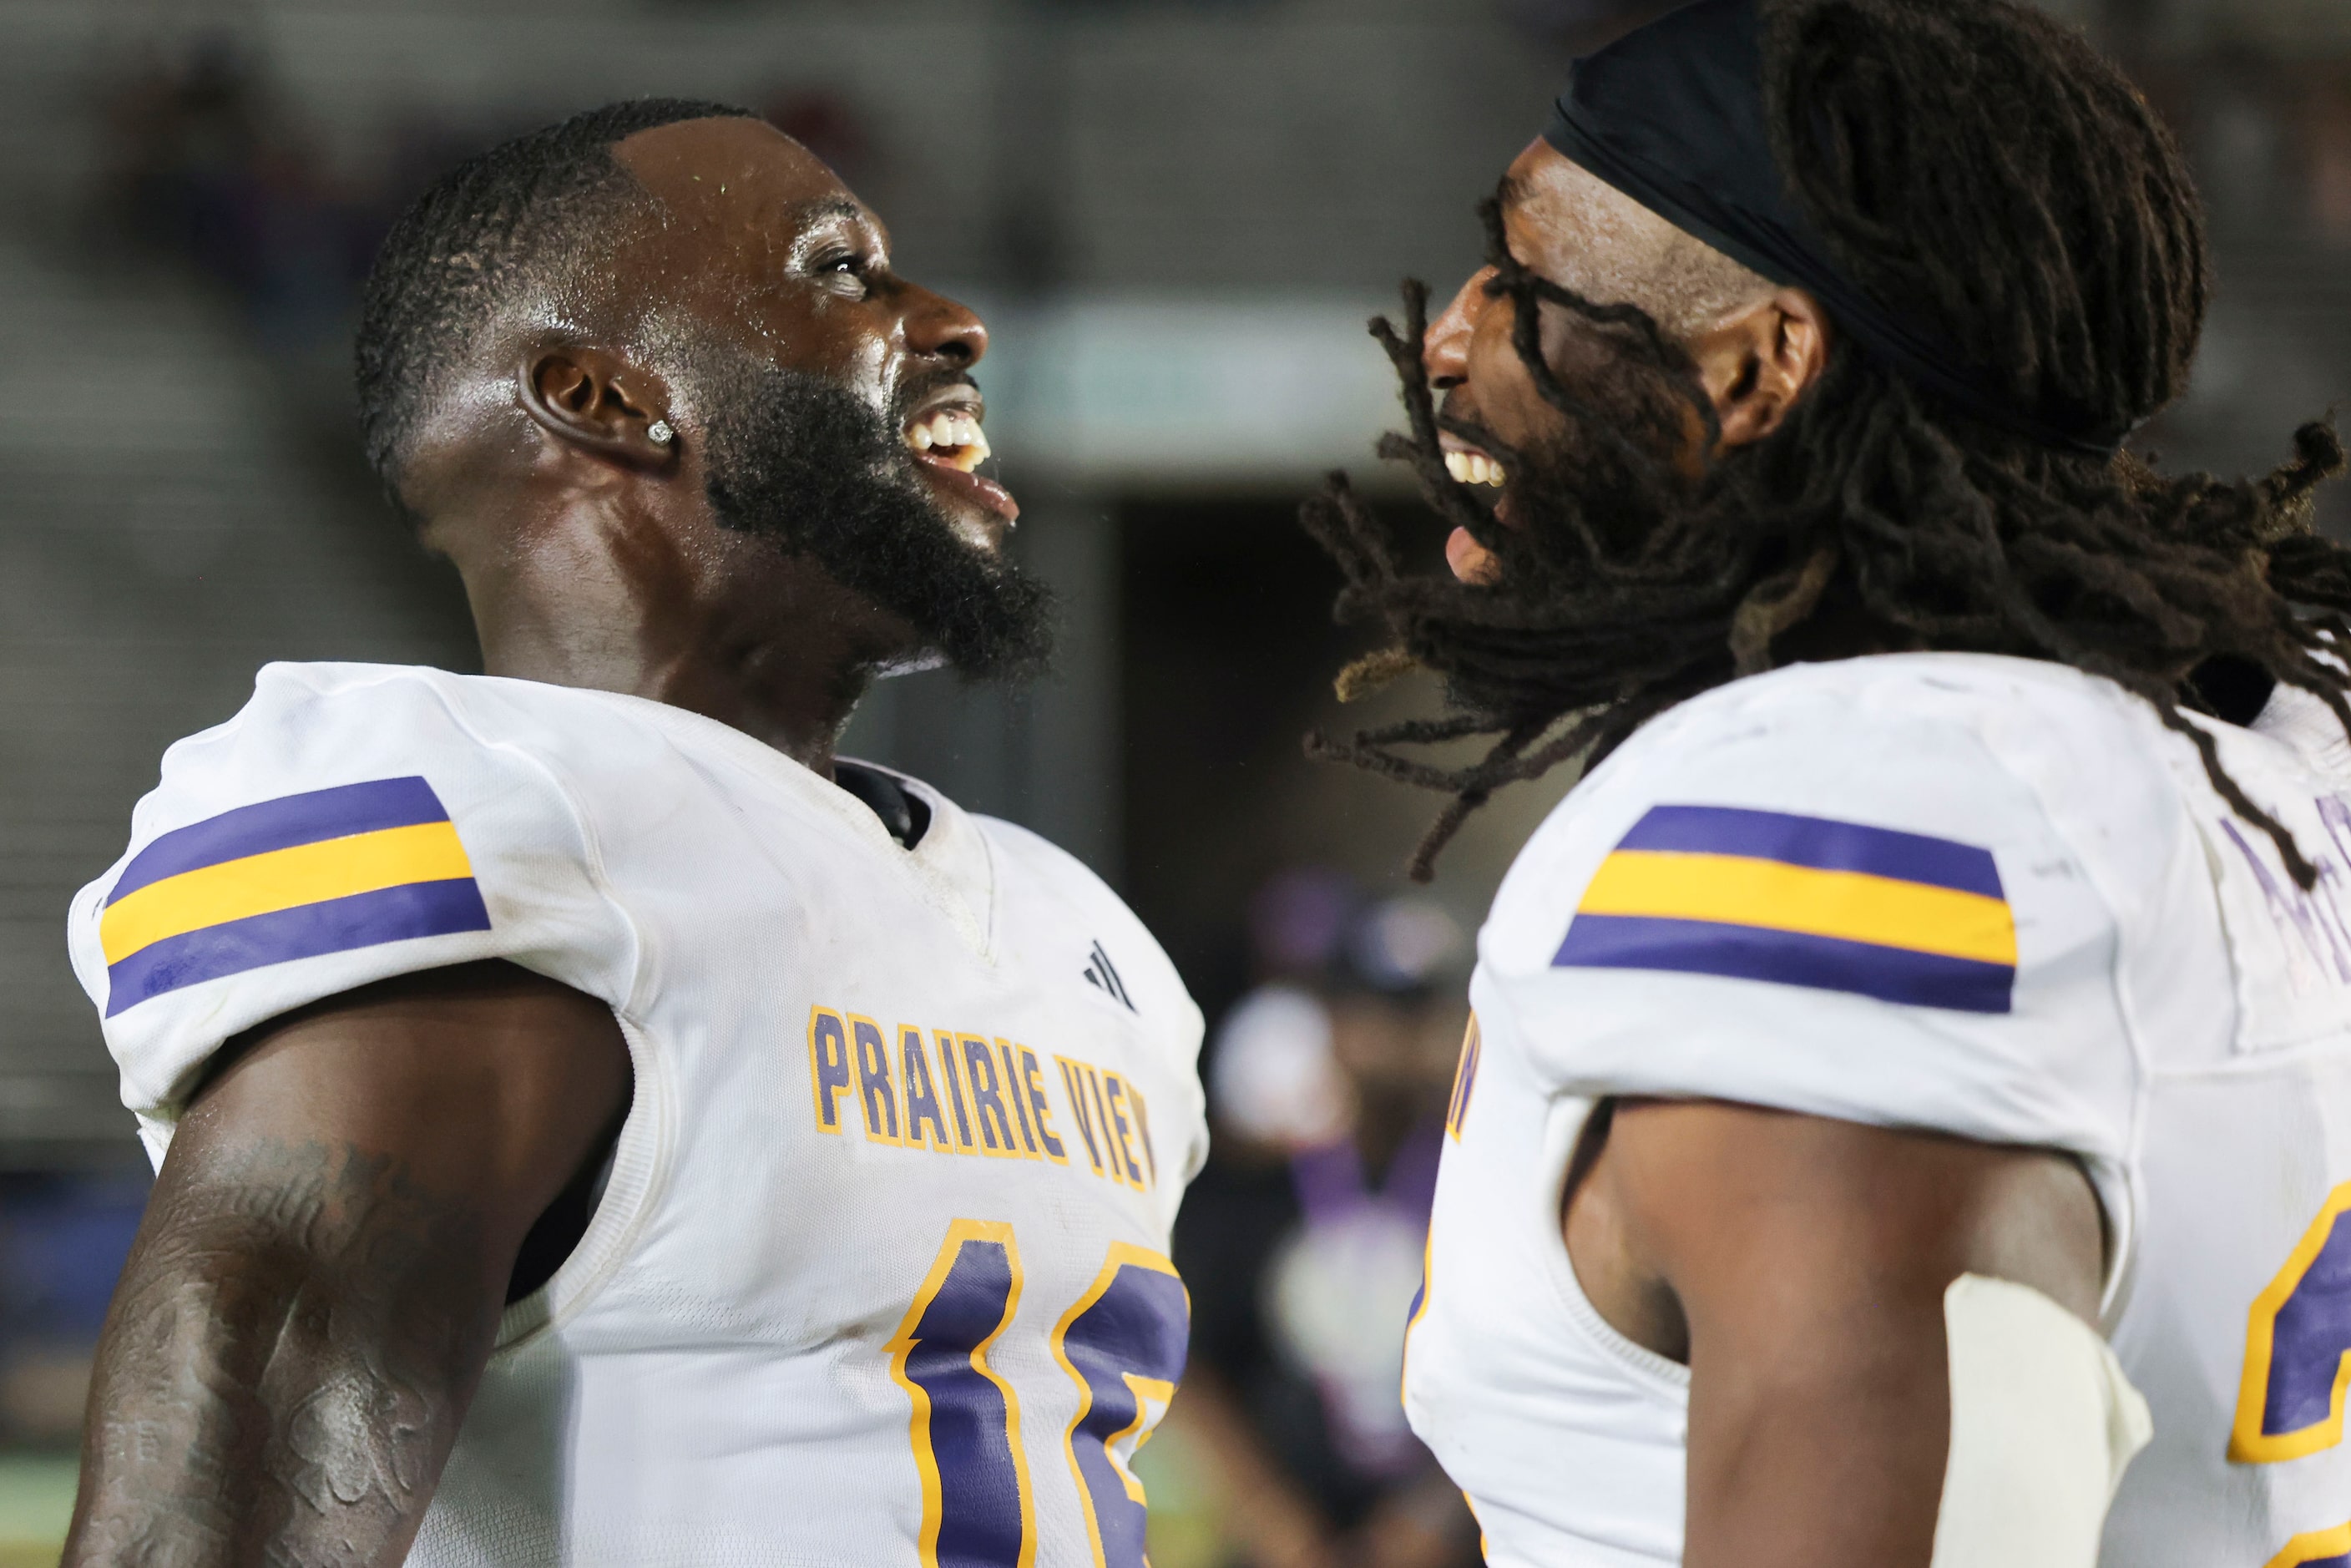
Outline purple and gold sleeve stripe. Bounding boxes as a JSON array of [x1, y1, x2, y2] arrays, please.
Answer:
[[100, 776, 491, 1016], [1554, 805, 2015, 1014]]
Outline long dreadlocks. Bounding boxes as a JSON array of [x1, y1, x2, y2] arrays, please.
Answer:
[[1306, 0, 2349, 884]]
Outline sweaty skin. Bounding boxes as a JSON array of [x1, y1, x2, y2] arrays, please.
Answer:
[[63, 118, 1002, 1568], [1421, 142, 2109, 1568], [67, 966, 629, 1568], [1423, 139, 1824, 585], [412, 115, 1010, 766]]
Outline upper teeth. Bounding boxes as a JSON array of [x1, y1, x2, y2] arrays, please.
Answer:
[[1445, 450, 1507, 488], [905, 409, 991, 473]]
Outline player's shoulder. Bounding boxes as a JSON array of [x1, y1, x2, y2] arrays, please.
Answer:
[[193, 658, 670, 760], [124, 661, 585, 856], [970, 812, 1161, 969], [74, 664, 645, 1123], [1615, 650, 2176, 812], [968, 810, 1120, 909], [114, 660, 680, 903], [1471, 655, 2166, 1256], [154, 660, 774, 837], [970, 812, 1204, 1044], [1501, 652, 2187, 930]]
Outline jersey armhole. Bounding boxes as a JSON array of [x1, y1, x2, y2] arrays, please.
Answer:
[[1965, 717, 2151, 1321], [421, 683, 664, 1348], [1515, 1005, 1691, 1402], [1868, 705, 2146, 1322], [492, 1010, 673, 1352]]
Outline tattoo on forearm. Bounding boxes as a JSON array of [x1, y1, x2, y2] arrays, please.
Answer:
[[62, 1140, 500, 1568]]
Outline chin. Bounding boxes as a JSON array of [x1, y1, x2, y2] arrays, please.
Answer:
[[947, 508, 1008, 555]]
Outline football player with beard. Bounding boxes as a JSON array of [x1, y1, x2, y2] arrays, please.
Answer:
[[1303, 1, 2351, 1565], [63, 102, 1204, 1568]]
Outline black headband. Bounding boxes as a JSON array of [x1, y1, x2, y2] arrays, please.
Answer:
[[1542, 0, 2126, 457]]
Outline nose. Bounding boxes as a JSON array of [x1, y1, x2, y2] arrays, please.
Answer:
[[905, 284, 988, 368], [1423, 266, 1494, 390]]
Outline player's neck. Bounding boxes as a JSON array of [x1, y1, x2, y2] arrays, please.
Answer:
[[449, 503, 908, 777], [477, 625, 873, 776]]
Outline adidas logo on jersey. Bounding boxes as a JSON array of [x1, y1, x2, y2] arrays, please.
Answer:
[[1081, 940, 1136, 1013]]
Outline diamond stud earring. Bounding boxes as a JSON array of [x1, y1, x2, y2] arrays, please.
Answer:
[[648, 420, 675, 445]]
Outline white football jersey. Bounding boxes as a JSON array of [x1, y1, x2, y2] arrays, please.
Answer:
[[68, 662, 1208, 1568], [1402, 653, 2351, 1568]]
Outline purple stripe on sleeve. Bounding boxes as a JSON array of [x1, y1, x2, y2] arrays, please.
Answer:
[[104, 878, 492, 1015], [109, 777, 453, 905], [1614, 805, 2004, 899], [1554, 913, 2013, 1014]]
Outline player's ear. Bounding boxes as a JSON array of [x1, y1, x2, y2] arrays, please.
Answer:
[[1684, 288, 1832, 453], [516, 345, 680, 471]]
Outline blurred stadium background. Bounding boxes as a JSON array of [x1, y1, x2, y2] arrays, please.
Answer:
[[0, 0, 2343, 1560]]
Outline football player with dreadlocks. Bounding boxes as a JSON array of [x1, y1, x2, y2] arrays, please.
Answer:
[[1303, 0, 2351, 1565]]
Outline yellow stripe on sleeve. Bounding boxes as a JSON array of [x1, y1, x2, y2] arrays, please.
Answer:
[[1577, 849, 2017, 966], [99, 821, 478, 965]]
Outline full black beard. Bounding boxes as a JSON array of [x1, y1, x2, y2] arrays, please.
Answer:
[[1377, 274, 1732, 727], [1298, 262, 1775, 881], [700, 356, 1054, 681]]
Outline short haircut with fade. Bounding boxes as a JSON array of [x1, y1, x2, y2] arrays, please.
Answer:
[[353, 98, 755, 493]]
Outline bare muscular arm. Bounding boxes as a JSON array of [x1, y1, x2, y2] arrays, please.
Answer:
[[62, 960, 630, 1568], [1565, 1100, 2106, 1568]]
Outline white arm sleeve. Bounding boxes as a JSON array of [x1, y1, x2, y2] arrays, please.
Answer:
[[68, 664, 637, 1142], [1931, 1274, 2152, 1568]]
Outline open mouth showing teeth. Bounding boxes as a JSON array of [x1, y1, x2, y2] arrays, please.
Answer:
[[1443, 448, 1507, 488], [903, 407, 992, 473]]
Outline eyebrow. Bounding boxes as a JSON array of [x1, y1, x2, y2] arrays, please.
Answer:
[[789, 195, 872, 231], [1495, 174, 1532, 210]]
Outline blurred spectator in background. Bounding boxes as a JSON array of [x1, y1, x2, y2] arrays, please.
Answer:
[[94, 38, 367, 350], [1170, 875, 1480, 1568], [89, 39, 886, 372], [1204, 867, 1358, 1159]]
